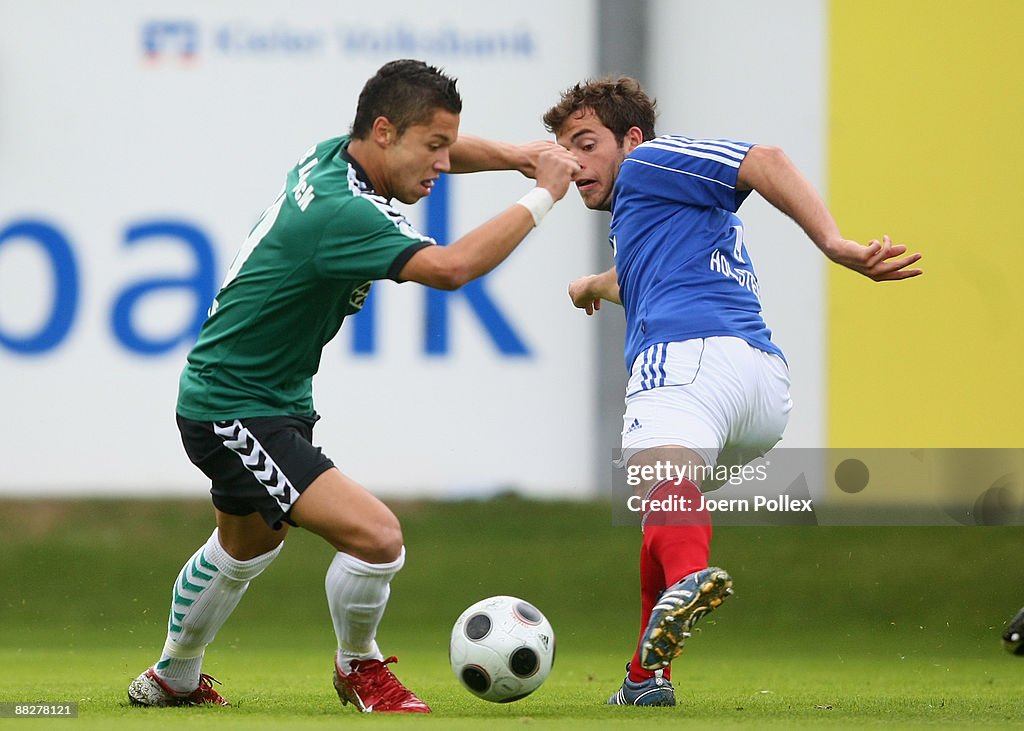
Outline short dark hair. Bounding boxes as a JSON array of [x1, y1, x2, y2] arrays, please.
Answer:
[[543, 76, 657, 143], [350, 59, 462, 139]]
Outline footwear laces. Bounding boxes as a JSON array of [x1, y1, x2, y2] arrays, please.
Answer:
[[189, 673, 228, 705], [355, 656, 415, 707]]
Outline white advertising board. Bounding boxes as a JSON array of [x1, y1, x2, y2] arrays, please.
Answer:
[[0, 0, 597, 497]]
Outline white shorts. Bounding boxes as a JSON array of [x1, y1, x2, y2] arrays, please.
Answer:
[[621, 337, 792, 480]]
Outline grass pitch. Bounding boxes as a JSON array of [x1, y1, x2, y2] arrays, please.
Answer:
[[2, 496, 1022, 728]]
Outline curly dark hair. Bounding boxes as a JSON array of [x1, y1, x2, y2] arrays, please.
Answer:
[[350, 59, 462, 139], [543, 76, 657, 143]]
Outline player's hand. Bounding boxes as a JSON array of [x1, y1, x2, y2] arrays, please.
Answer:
[[826, 235, 923, 281], [513, 140, 563, 179], [534, 147, 581, 201], [568, 275, 604, 315]]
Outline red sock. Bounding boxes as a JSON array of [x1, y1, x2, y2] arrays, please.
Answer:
[[628, 478, 712, 683]]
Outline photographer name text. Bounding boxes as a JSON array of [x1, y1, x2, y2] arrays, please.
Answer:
[[627, 494, 813, 513]]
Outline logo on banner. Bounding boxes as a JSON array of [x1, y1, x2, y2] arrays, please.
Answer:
[[142, 20, 199, 62], [140, 19, 536, 63]]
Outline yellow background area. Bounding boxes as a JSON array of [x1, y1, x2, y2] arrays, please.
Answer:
[[828, 0, 1024, 449]]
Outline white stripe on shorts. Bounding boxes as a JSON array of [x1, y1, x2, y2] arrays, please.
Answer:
[[213, 419, 297, 512]]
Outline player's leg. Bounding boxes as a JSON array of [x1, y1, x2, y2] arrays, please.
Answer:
[[639, 340, 790, 671], [288, 468, 429, 713], [634, 444, 715, 585], [129, 517, 286, 706], [638, 339, 789, 673], [619, 340, 750, 683], [290, 466, 403, 562], [608, 523, 677, 706], [128, 415, 314, 707], [627, 444, 729, 673], [609, 341, 725, 702], [141, 513, 286, 702], [609, 444, 720, 704], [216, 509, 289, 559], [290, 467, 404, 666]]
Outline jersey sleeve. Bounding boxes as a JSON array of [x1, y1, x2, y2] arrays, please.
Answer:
[[620, 136, 754, 212], [316, 195, 435, 282]]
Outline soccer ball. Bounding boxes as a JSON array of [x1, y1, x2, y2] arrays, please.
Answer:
[[449, 595, 556, 703]]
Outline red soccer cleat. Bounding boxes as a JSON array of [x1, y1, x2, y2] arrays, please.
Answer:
[[128, 667, 230, 707], [332, 655, 431, 713]]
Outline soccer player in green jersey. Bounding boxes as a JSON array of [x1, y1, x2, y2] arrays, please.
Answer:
[[128, 59, 580, 713]]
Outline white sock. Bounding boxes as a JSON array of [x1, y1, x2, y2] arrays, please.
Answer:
[[154, 528, 282, 693], [326, 547, 405, 670]]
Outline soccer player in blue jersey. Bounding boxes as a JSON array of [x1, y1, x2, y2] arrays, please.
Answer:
[[543, 77, 922, 707]]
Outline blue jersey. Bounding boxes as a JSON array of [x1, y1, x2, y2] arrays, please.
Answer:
[[611, 135, 784, 372]]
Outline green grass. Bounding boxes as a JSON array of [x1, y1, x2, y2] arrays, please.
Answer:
[[2, 496, 1023, 728]]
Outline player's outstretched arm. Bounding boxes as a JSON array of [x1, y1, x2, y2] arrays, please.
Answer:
[[450, 135, 562, 178], [568, 268, 620, 315], [737, 145, 923, 282], [399, 146, 580, 290]]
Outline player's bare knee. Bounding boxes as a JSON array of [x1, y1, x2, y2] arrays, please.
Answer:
[[363, 517, 403, 564], [325, 516, 402, 564]]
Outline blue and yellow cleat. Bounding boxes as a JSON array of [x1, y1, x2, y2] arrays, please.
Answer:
[[639, 567, 733, 671], [607, 664, 675, 706]]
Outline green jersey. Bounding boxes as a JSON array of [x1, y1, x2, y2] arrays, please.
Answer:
[[177, 136, 433, 420]]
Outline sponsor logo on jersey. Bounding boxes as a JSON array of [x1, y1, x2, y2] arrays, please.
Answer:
[[349, 282, 372, 313]]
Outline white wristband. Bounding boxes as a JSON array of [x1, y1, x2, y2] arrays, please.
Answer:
[[515, 187, 555, 227]]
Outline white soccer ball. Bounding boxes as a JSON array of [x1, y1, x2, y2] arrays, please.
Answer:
[[449, 595, 556, 703]]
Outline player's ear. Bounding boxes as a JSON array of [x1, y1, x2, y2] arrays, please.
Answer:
[[623, 126, 644, 154], [372, 117, 396, 147]]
